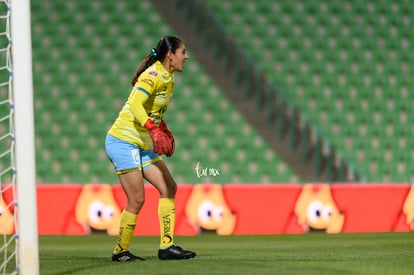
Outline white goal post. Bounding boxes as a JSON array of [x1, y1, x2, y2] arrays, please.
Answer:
[[10, 0, 39, 274]]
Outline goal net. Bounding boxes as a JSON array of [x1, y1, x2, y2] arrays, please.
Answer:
[[1, 0, 39, 274], [0, 1, 17, 273]]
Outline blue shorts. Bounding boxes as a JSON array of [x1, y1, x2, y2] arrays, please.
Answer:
[[105, 134, 162, 174]]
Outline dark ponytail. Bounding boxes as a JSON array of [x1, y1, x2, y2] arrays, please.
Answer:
[[131, 36, 183, 86]]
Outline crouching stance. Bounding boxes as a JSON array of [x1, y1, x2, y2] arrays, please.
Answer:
[[105, 36, 196, 261]]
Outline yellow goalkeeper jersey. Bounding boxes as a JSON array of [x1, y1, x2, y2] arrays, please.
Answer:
[[108, 61, 174, 149]]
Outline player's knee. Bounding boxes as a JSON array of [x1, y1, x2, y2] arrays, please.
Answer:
[[135, 194, 145, 206], [128, 194, 145, 212]]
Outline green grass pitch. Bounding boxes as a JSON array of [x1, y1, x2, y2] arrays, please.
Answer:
[[38, 232, 414, 275]]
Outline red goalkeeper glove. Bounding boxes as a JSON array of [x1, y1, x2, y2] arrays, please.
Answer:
[[159, 120, 175, 157], [144, 119, 172, 155]]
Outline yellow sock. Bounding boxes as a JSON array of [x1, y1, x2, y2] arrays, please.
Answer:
[[158, 198, 175, 249], [113, 210, 137, 254]]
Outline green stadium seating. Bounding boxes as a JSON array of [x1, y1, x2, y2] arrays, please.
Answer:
[[30, 0, 297, 184], [31, 0, 414, 183], [205, 0, 414, 182]]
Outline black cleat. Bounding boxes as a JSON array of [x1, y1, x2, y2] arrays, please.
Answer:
[[112, 250, 146, 262], [158, 245, 196, 260]]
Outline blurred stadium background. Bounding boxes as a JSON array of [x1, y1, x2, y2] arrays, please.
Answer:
[[30, 0, 413, 185]]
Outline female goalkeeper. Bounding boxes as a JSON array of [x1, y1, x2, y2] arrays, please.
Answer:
[[105, 36, 196, 261]]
